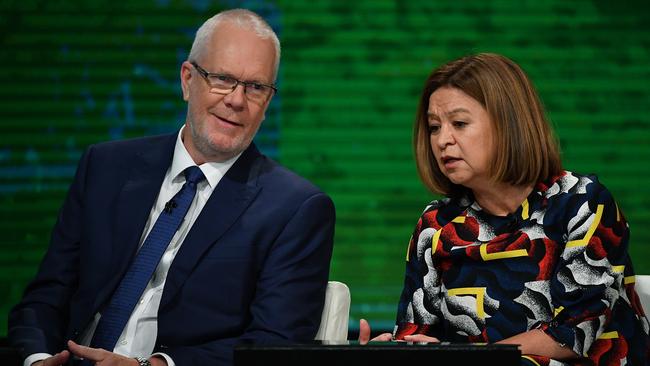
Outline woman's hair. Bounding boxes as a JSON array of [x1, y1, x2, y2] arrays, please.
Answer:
[[413, 53, 562, 195]]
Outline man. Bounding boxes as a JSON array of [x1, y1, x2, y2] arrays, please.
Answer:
[[8, 9, 335, 366]]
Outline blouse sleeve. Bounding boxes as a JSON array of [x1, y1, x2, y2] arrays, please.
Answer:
[[393, 204, 446, 340], [544, 175, 630, 356]]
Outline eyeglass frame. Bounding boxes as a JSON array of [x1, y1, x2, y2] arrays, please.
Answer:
[[190, 61, 278, 100]]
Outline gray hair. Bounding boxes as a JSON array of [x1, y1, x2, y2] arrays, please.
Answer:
[[188, 9, 281, 81]]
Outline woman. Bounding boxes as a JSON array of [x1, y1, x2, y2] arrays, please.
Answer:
[[360, 53, 650, 365]]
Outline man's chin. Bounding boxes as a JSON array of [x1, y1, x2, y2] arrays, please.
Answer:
[[197, 140, 247, 162]]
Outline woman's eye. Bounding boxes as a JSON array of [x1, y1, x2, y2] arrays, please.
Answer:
[[453, 121, 467, 128], [428, 125, 440, 134]]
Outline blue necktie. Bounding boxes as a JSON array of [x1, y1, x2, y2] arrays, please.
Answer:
[[89, 166, 206, 351]]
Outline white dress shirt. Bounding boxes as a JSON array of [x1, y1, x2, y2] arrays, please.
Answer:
[[25, 126, 240, 366]]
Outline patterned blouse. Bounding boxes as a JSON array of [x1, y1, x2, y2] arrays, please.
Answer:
[[394, 171, 650, 365]]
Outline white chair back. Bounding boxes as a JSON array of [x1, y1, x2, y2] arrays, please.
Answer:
[[635, 275, 650, 314], [315, 281, 350, 341]]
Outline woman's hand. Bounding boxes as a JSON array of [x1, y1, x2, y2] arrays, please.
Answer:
[[358, 319, 441, 344], [497, 329, 579, 360], [403, 334, 440, 343], [358, 319, 392, 344]]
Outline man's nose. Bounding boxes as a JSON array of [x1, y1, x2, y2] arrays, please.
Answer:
[[223, 84, 246, 109]]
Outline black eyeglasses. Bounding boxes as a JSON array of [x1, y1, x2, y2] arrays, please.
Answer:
[[190, 61, 277, 102]]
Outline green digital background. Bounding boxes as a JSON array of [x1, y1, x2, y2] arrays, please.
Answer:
[[1, 0, 649, 335]]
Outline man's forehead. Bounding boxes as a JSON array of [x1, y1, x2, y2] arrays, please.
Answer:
[[194, 35, 271, 78]]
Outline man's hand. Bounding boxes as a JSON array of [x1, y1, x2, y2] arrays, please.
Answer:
[[65, 341, 168, 366], [32, 350, 70, 366], [66, 340, 138, 366]]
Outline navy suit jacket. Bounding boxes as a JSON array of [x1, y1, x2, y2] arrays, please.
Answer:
[[8, 133, 336, 365]]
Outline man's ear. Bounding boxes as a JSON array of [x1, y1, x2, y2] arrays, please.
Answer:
[[180, 61, 193, 101]]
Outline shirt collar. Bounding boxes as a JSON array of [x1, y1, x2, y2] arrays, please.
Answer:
[[169, 125, 242, 188]]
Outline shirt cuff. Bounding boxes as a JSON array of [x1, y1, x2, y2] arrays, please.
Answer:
[[152, 352, 175, 366], [24, 353, 52, 366]]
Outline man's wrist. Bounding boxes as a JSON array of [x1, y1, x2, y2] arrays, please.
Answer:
[[149, 355, 169, 366], [150, 353, 172, 366], [134, 357, 151, 366]]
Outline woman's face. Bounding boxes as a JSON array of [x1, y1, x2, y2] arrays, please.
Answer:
[[427, 87, 495, 191]]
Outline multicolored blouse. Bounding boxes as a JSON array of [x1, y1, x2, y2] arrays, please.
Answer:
[[394, 171, 650, 365]]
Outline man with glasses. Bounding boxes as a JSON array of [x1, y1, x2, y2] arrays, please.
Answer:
[[9, 8, 335, 366]]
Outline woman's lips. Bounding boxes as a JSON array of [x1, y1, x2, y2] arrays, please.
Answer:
[[441, 156, 462, 168]]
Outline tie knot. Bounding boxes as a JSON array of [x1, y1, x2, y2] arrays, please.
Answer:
[[184, 166, 205, 186]]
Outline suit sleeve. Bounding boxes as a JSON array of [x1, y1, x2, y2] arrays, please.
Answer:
[[8, 147, 92, 357], [164, 191, 336, 365]]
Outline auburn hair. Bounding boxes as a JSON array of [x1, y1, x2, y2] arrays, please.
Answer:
[[413, 53, 562, 195]]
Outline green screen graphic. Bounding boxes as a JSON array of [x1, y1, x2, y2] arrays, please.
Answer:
[[1, 0, 649, 335]]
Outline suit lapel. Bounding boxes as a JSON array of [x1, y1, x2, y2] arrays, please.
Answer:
[[93, 134, 176, 311], [159, 144, 263, 310]]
